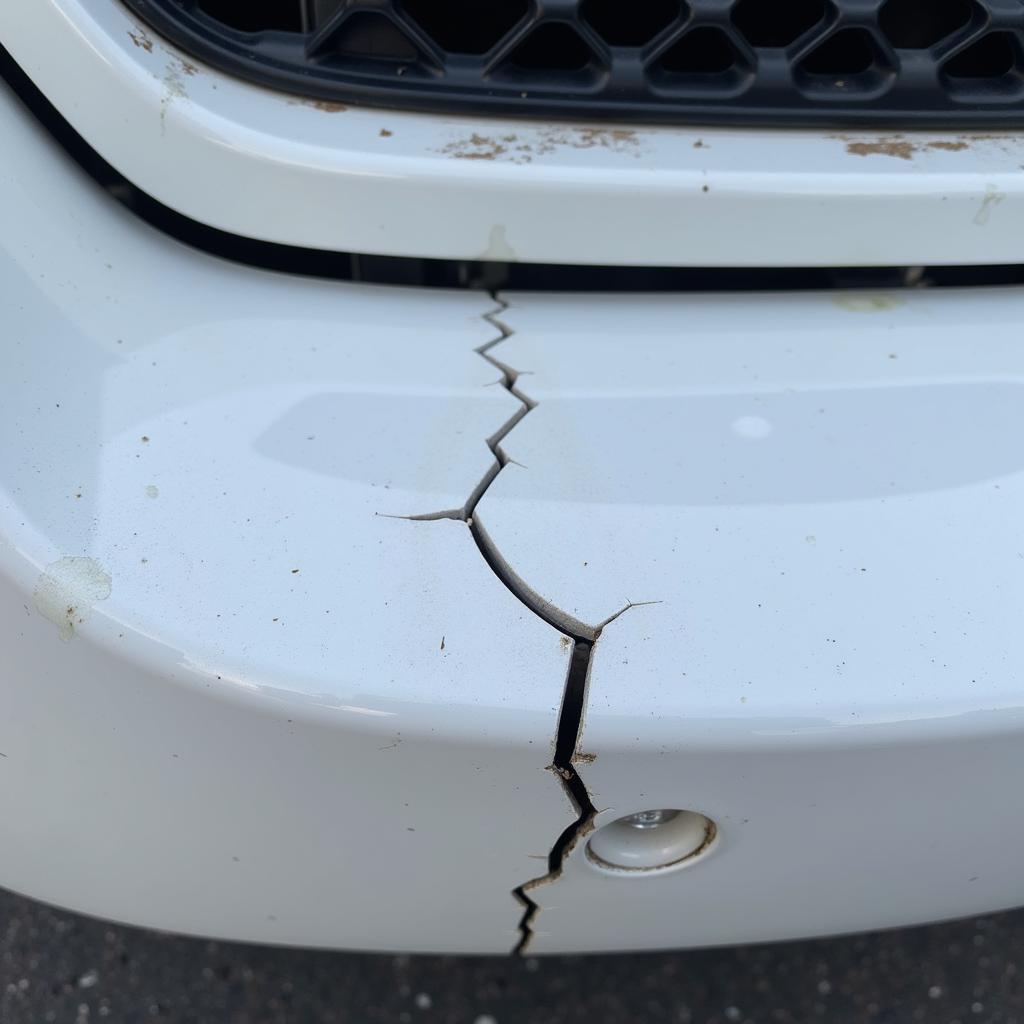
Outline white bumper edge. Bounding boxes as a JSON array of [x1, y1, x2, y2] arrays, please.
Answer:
[[3, 0, 1024, 266], [4, 65, 1024, 955], [0, 75, 576, 955]]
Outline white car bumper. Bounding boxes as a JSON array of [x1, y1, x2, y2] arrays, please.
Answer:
[[2, 50, 1024, 955]]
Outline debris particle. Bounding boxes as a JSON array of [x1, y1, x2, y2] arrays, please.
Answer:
[[33, 557, 112, 642], [414, 993, 432, 1010], [145, 485, 159, 498], [141, 436, 150, 443], [291, 569, 300, 574], [77, 971, 99, 989], [380, 128, 393, 137], [440, 635, 446, 651]]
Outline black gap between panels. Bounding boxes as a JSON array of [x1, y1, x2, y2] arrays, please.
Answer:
[[2, 41, 1024, 292], [121, 0, 1024, 126]]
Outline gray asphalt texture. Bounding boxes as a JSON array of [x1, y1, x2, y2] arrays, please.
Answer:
[[2, 889, 1023, 1024]]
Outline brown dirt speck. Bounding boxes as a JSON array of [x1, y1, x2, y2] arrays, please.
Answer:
[[379, 128, 393, 137], [289, 98, 347, 113]]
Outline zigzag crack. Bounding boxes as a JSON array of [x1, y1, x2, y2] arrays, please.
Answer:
[[390, 294, 653, 954]]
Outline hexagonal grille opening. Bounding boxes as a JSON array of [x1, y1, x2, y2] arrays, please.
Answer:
[[944, 32, 1020, 78], [506, 23, 596, 72], [582, 0, 685, 47], [325, 13, 419, 60], [658, 28, 741, 75], [800, 29, 883, 77], [124, 0, 1024, 126], [402, 0, 529, 54], [879, 0, 977, 49], [733, 0, 828, 49]]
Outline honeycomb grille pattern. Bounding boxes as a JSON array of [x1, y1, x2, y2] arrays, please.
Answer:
[[124, 0, 1024, 126]]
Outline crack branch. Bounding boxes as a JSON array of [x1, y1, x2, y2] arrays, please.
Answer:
[[385, 294, 658, 953]]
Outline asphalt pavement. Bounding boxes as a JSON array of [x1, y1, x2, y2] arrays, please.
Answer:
[[2, 888, 1023, 1023]]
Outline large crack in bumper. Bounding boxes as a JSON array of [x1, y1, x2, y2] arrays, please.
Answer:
[[3, 74, 1024, 954], [0, 82, 572, 954]]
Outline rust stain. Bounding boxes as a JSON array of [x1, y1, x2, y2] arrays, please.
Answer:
[[289, 98, 347, 113], [128, 28, 154, 53], [841, 136, 916, 160], [837, 133, 1021, 160], [439, 126, 642, 164], [440, 132, 510, 161]]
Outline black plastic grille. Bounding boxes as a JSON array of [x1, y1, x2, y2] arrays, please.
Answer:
[[122, 0, 1024, 126]]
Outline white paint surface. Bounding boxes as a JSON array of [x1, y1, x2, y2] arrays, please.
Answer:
[[4, 37, 1024, 951], [0, 86, 571, 953], [479, 291, 1024, 951], [4, 0, 1024, 266]]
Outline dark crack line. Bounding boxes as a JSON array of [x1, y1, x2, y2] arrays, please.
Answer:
[[512, 637, 596, 955], [476, 300, 602, 953], [386, 294, 652, 954], [476, 301, 608, 955]]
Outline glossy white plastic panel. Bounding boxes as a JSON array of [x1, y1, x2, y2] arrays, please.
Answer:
[[0, 82, 574, 953], [5, 0, 1024, 267], [477, 292, 1024, 952]]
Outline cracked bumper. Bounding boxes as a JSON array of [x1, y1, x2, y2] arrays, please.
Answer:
[[0, 83, 570, 954], [4, 75, 1024, 955]]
